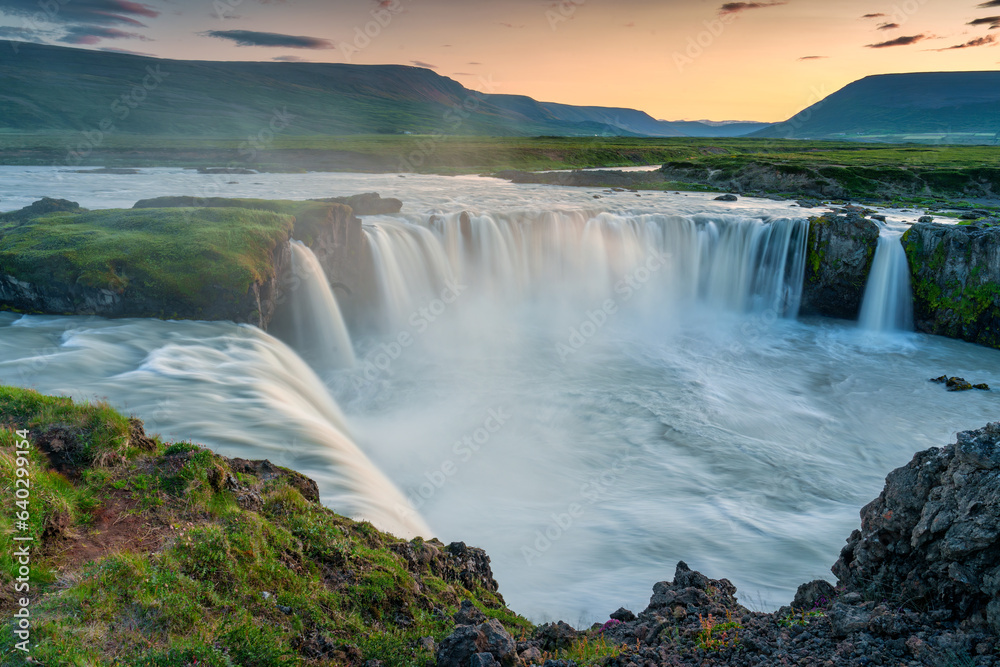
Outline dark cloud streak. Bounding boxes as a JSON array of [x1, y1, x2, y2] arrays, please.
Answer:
[[0, 0, 159, 26], [935, 34, 996, 50], [61, 25, 148, 44], [866, 34, 926, 48], [201, 29, 335, 49], [969, 16, 1000, 28], [718, 2, 787, 16]]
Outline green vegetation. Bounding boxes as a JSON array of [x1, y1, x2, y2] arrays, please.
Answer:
[[694, 612, 741, 652], [542, 635, 626, 665], [0, 203, 292, 309], [130, 197, 349, 247], [0, 386, 525, 666], [777, 609, 825, 628]]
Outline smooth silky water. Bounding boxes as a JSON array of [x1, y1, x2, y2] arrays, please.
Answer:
[[1, 167, 997, 625]]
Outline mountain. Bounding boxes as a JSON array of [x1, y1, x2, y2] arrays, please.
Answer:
[[753, 72, 1000, 144], [0, 40, 766, 138]]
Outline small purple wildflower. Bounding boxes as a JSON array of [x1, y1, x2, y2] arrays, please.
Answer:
[[600, 619, 622, 633]]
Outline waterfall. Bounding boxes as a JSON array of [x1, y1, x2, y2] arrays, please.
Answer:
[[0, 316, 430, 539], [287, 241, 356, 369], [361, 210, 809, 328], [859, 230, 914, 333]]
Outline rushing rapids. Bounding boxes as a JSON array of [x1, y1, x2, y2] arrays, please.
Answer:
[[0, 167, 996, 624]]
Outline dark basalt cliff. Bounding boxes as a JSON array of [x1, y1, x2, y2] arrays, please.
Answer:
[[800, 211, 880, 320], [904, 222, 1000, 348]]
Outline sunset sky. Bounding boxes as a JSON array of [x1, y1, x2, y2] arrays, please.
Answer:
[[0, 0, 998, 121]]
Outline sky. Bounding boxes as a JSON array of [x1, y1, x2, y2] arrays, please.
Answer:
[[0, 0, 998, 121]]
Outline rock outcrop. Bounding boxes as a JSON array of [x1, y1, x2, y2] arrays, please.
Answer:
[[800, 212, 880, 319], [903, 222, 1000, 348], [833, 422, 1000, 633], [309, 192, 403, 216], [0, 196, 380, 329], [0, 201, 293, 327]]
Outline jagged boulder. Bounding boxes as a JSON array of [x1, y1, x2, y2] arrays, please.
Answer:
[[435, 618, 516, 667], [833, 422, 1000, 632]]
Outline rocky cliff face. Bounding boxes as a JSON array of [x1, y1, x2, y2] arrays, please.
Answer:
[[903, 222, 1000, 348], [834, 422, 1000, 634], [432, 424, 1000, 666], [800, 212, 880, 319]]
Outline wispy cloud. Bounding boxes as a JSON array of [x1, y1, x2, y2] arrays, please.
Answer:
[[499, 22, 526, 28], [935, 34, 997, 49], [798, 55, 827, 60], [866, 34, 927, 48], [978, 0, 1000, 7], [719, 2, 787, 15], [877, 22, 900, 30], [969, 16, 1000, 28], [201, 29, 335, 49], [0, 0, 159, 27], [861, 13, 887, 18], [411, 60, 436, 68], [61, 25, 149, 44]]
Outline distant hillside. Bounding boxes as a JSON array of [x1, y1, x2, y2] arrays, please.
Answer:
[[0, 40, 766, 138], [755, 72, 1000, 145]]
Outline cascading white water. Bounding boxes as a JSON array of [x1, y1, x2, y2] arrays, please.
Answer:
[[859, 230, 914, 333], [287, 241, 356, 369], [0, 315, 427, 539], [362, 210, 809, 328]]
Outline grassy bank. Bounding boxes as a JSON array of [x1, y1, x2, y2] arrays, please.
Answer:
[[0, 386, 529, 665], [2, 134, 999, 176], [0, 201, 293, 306]]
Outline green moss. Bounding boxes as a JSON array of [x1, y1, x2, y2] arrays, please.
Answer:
[[131, 197, 348, 247], [805, 217, 829, 280], [0, 205, 294, 314]]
